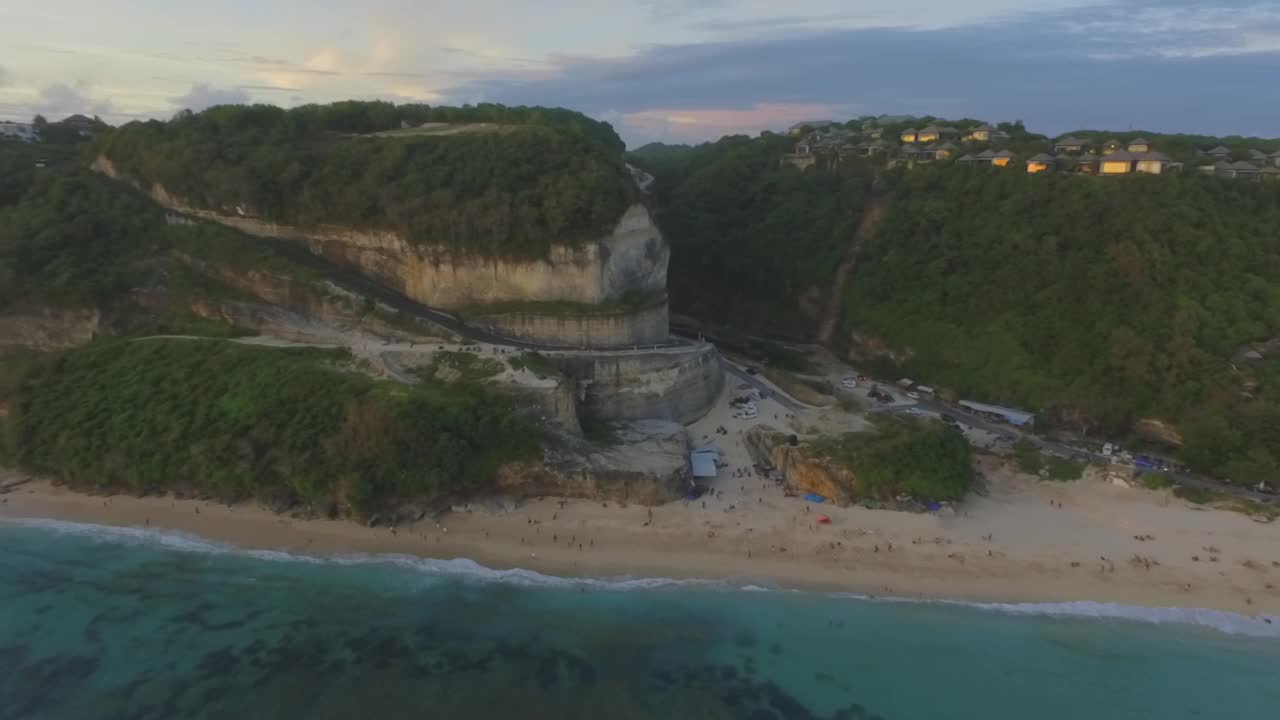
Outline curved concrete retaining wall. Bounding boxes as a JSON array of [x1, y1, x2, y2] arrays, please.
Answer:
[[554, 342, 724, 424], [471, 301, 669, 348]]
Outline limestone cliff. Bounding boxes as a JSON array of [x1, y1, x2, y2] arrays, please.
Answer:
[[172, 255, 451, 341], [0, 308, 100, 350], [745, 425, 854, 506], [494, 420, 692, 505], [93, 156, 669, 312]]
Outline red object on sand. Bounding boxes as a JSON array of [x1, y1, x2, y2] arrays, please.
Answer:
[[816, 514, 831, 524]]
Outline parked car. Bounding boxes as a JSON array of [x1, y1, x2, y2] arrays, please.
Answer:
[[906, 391, 920, 400], [1134, 455, 1160, 470], [1101, 443, 1114, 457], [841, 377, 858, 389]]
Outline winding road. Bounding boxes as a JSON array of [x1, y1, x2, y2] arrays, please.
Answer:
[[875, 396, 1278, 506], [243, 233, 688, 353]]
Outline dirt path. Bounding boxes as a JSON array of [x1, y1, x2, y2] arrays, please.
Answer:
[[816, 194, 885, 345]]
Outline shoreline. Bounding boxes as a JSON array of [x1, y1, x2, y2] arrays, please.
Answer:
[[4, 469, 1280, 621]]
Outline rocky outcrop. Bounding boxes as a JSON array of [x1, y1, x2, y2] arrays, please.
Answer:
[[745, 425, 854, 506], [494, 376, 583, 437], [174, 255, 451, 341], [1133, 418, 1184, 448], [0, 308, 100, 350], [93, 156, 669, 314], [494, 420, 692, 505], [846, 331, 914, 365]]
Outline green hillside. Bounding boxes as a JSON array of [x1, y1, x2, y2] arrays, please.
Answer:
[[634, 127, 1280, 480], [0, 143, 323, 337], [847, 167, 1280, 480], [3, 340, 540, 514], [630, 134, 874, 338], [96, 102, 635, 259]]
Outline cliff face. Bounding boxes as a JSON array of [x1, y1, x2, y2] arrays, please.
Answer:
[[173, 255, 451, 341], [93, 156, 669, 311], [0, 309, 100, 350], [745, 426, 855, 506]]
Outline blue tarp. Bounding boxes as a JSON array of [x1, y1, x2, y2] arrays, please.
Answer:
[[690, 451, 718, 478], [804, 492, 827, 504]]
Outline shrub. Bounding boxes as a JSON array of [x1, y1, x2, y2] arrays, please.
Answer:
[[9, 339, 541, 513], [812, 417, 975, 501]]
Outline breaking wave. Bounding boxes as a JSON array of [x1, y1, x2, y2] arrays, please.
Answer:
[[7, 516, 1277, 638]]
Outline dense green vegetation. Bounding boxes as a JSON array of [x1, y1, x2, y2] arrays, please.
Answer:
[[630, 134, 874, 338], [98, 102, 634, 258], [846, 167, 1280, 480], [5, 340, 541, 513], [811, 417, 975, 501], [0, 142, 382, 339], [0, 168, 166, 309], [638, 118, 1280, 482], [507, 352, 560, 379], [419, 351, 506, 383]]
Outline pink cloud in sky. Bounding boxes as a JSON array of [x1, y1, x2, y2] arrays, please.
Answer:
[[617, 102, 852, 145]]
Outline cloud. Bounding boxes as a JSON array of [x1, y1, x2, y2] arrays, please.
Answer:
[[226, 54, 293, 66], [362, 71, 431, 79], [36, 82, 114, 119], [236, 84, 301, 93], [638, 0, 740, 21], [172, 83, 250, 111], [442, 2, 1280, 146], [616, 103, 856, 144]]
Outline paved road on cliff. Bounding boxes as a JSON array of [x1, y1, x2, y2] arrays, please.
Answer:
[[721, 362, 805, 413]]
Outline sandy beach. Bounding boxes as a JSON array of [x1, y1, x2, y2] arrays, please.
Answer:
[[4, 453, 1279, 618]]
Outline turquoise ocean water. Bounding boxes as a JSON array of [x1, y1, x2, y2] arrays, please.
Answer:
[[2, 519, 1278, 720]]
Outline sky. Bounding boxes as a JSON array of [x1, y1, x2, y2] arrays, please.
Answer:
[[1, 0, 1278, 147]]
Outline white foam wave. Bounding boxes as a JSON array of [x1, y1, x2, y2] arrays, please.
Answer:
[[970, 599, 1280, 639], [836, 593, 1280, 639], [6, 517, 1278, 639], [328, 553, 717, 591], [0, 517, 710, 589]]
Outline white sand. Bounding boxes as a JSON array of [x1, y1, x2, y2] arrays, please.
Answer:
[[5, 457, 1278, 617]]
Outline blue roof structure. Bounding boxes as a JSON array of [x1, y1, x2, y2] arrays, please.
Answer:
[[691, 450, 719, 478], [959, 400, 1036, 426]]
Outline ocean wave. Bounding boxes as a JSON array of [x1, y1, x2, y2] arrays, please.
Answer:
[[6, 517, 1278, 639], [328, 553, 718, 591], [838, 594, 1280, 640], [0, 517, 709, 589]]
